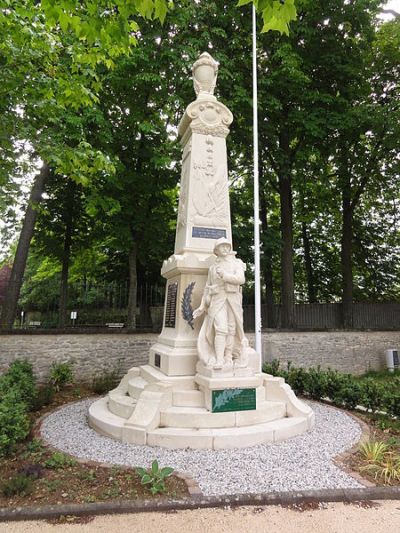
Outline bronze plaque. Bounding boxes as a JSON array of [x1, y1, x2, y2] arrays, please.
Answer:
[[164, 282, 178, 328]]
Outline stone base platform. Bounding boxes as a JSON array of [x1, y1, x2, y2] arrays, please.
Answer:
[[88, 364, 314, 450]]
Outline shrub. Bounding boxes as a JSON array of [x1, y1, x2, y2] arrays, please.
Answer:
[[0, 390, 30, 456], [335, 378, 363, 410], [91, 369, 120, 394], [286, 366, 308, 395], [49, 361, 73, 391], [0, 360, 37, 409], [263, 359, 288, 379], [1, 474, 34, 497], [382, 390, 400, 418], [31, 384, 56, 411], [360, 379, 384, 413], [305, 366, 328, 400]]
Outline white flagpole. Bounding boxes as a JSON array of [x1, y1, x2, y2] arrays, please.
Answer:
[[252, 5, 262, 365]]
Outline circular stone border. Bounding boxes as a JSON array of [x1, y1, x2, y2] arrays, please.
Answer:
[[37, 399, 368, 497]]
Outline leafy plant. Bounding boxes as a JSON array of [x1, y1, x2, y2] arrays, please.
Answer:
[[44, 452, 77, 469], [335, 379, 363, 410], [361, 452, 400, 484], [359, 440, 389, 463], [305, 366, 328, 400], [136, 460, 174, 495], [0, 360, 37, 409], [18, 463, 46, 480], [91, 369, 120, 394], [32, 384, 55, 411], [0, 391, 30, 456], [49, 361, 73, 391], [360, 379, 384, 413], [1, 474, 34, 497]]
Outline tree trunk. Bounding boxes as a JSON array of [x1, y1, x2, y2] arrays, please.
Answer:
[[260, 193, 276, 328], [0, 162, 50, 329], [58, 180, 76, 328], [341, 178, 353, 328], [302, 220, 317, 303], [126, 242, 138, 329], [279, 175, 295, 328]]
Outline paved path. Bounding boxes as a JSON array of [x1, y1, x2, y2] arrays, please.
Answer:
[[2, 501, 399, 533]]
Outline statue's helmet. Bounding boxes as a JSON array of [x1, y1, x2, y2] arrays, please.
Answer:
[[213, 237, 232, 254]]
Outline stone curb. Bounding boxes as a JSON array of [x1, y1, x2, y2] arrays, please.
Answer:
[[1, 487, 399, 522]]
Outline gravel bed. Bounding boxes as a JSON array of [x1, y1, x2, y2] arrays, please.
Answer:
[[40, 400, 363, 496]]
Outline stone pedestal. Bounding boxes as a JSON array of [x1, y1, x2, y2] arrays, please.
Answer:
[[89, 52, 314, 449]]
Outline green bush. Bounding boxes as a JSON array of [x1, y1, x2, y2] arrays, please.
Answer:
[[1, 474, 34, 497], [0, 360, 37, 409], [305, 366, 328, 400], [49, 361, 73, 391], [263, 360, 288, 379], [264, 359, 398, 419], [382, 391, 400, 418], [360, 378, 384, 413], [31, 384, 56, 411], [286, 366, 308, 395], [0, 390, 30, 456], [91, 369, 120, 394], [335, 378, 363, 410]]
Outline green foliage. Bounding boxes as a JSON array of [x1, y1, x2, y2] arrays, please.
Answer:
[[44, 452, 77, 470], [360, 378, 385, 414], [359, 440, 389, 463], [334, 378, 363, 410], [263, 359, 399, 419], [360, 451, 400, 485], [32, 384, 56, 411], [305, 367, 328, 401], [238, 0, 297, 35], [1, 474, 34, 497], [49, 361, 73, 391], [0, 360, 37, 409], [90, 368, 120, 395], [136, 460, 174, 495], [0, 391, 30, 457]]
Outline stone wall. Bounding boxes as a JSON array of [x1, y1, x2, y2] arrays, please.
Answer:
[[261, 330, 400, 375], [0, 333, 157, 383], [0, 330, 399, 382]]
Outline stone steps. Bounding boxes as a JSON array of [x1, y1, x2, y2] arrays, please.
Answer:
[[172, 389, 204, 407], [127, 376, 148, 398], [147, 416, 309, 449], [89, 396, 313, 449], [108, 390, 137, 419], [88, 397, 124, 440], [159, 401, 286, 429]]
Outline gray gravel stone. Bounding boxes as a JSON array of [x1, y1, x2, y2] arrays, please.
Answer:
[[40, 400, 363, 496]]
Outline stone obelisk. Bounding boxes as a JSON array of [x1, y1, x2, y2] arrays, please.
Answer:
[[149, 52, 234, 376], [89, 53, 314, 449]]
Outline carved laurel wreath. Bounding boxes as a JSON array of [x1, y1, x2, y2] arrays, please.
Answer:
[[213, 388, 242, 410], [181, 281, 196, 330]]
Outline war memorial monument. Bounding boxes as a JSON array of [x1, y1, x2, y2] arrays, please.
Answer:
[[89, 52, 314, 449]]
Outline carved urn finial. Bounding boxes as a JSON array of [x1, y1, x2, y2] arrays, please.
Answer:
[[192, 52, 218, 98]]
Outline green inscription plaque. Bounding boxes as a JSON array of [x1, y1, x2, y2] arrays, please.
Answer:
[[212, 388, 256, 413]]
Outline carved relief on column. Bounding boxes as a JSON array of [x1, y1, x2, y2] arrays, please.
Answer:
[[177, 139, 191, 228], [183, 100, 233, 140], [190, 135, 229, 228]]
